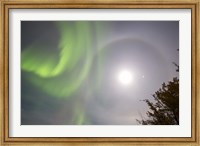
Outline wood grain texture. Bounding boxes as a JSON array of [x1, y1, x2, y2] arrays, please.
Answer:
[[0, 0, 199, 145]]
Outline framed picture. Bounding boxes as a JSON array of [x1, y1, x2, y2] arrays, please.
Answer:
[[1, 0, 199, 145]]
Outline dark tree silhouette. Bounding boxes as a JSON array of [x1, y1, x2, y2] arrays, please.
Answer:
[[137, 54, 179, 125], [137, 77, 179, 125]]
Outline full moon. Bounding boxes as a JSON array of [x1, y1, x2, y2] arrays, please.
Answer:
[[118, 70, 133, 85]]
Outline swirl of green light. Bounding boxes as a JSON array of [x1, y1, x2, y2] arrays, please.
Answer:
[[21, 21, 93, 98]]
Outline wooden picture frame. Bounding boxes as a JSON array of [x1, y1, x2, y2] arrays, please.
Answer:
[[0, 0, 199, 145]]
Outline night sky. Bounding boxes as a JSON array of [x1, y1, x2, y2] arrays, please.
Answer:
[[21, 21, 179, 125]]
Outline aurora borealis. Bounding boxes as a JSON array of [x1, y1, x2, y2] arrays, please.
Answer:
[[21, 21, 179, 125]]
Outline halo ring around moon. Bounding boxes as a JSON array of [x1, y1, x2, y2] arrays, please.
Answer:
[[88, 37, 170, 98]]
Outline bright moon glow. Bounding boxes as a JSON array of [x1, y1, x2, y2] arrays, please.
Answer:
[[118, 70, 133, 85]]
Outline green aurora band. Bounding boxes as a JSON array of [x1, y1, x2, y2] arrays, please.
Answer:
[[21, 21, 109, 124], [22, 22, 95, 98]]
